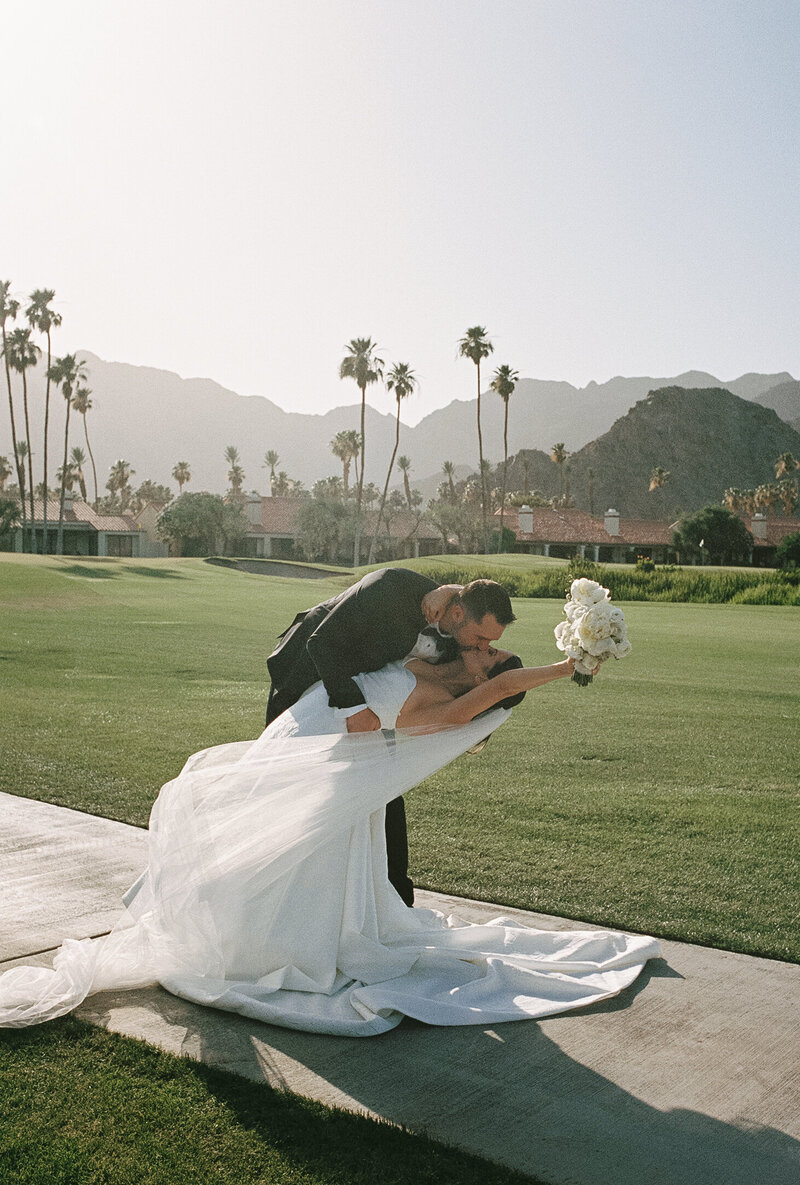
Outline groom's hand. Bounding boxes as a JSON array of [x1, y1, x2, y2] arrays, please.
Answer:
[[346, 708, 381, 732]]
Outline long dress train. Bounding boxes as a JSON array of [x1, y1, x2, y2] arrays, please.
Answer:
[[0, 662, 659, 1033]]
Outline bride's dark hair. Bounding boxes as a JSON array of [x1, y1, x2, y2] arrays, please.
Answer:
[[485, 653, 526, 711]]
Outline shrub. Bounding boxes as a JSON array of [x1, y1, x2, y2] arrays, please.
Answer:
[[776, 532, 800, 570]]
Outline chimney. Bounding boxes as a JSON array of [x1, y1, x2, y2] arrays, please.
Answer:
[[64, 489, 76, 512], [245, 491, 263, 526], [751, 513, 767, 540], [517, 505, 533, 535], [604, 508, 620, 537]]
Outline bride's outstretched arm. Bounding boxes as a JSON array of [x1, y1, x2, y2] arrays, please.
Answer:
[[428, 658, 576, 727]]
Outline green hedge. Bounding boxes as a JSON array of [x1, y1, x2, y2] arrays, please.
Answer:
[[411, 559, 800, 605]]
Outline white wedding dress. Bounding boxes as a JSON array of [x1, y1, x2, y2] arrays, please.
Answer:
[[0, 661, 659, 1034]]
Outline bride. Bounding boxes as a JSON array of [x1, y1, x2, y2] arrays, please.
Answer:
[[0, 647, 659, 1035]]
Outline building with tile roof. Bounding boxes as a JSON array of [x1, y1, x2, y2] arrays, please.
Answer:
[[5, 491, 156, 557], [241, 494, 442, 561]]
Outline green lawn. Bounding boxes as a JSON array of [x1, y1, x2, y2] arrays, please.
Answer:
[[0, 1017, 539, 1185], [1, 552, 798, 962]]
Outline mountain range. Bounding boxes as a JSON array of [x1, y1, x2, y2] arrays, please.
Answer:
[[499, 387, 800, 519], [5, 353, 799, 514]]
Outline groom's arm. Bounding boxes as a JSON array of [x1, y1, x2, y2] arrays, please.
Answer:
[[306, 568, 437, 711]]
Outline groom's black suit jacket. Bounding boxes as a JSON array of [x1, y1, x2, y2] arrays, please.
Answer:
[[265, 567, 456, 907], [266, 567, 451, 726]]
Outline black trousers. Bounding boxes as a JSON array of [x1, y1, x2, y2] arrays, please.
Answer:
[[384, 795, 414, 906]]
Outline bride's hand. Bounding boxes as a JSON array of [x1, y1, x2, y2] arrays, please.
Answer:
[[421, 584, 462, 624]]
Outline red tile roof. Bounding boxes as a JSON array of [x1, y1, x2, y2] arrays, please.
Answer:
[[748, 516, 800, 547], [498, 507, 673, 546], [23, 498, 139, 533]]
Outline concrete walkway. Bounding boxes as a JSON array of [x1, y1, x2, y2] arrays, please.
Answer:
[[1, 790, 798, 1185]]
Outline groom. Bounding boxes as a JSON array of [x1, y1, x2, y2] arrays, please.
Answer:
[[265, 567, 514, 904]]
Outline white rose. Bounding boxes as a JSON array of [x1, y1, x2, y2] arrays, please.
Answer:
[[570, 578, 609, 607], [575, 601, 615, 648]]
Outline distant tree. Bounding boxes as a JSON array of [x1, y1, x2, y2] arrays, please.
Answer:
[[71, 385, 98, 508], [774, 452, 798, 480], [550, 442, 568, 502], [133, 479, 172, 513], [672, 506, 753, 565], [1, 281, 27, 548], [777, 477, 799, 517], [397, 455, 413, 509], [458, 325, 493, 549], [442, 460, 456, 503], [649, 466, 671, 492], [0, 454, 12, 490], [48, 353, 88, 553], [297, 484, 358, 564], [5, 326, 41, 550], [330, 430, 360, 496], [26, 289, 61, 552], [55, 461, 77, 493], [106, 459, 136, 511], [157, 491, 247, 556], [775, 532, 800, 569], [370, 363, 417, 564], [172, 461, 191, 495], [224, 445, 245, 503], [0, 492, 21, 538], [272, 471, 305, 498], [588, 467, 595, 516], [69, 446, 87, 501], [339, 338, 383, 564], [263, 449, 279, 494], [490, 364, 518, 550]]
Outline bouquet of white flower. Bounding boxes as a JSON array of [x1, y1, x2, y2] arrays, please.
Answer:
[[554, 578, 632, 686]]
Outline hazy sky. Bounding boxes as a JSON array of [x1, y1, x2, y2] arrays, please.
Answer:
[[2, 0, 798, 423]]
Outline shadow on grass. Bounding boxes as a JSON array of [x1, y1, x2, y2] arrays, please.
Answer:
[[59, 564, 120, 580], [127, 566, 185, 579]]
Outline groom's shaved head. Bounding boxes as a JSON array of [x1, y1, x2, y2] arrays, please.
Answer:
[[458, 580, 515, 626]]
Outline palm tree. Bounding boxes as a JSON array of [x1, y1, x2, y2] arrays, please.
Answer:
[[48, 353, 88, 554], [775, 452, 799, 480], [15, 441, 29, 508], [339, 338, 383, 564], [588, 467, 595, 516], [722, 488, 742, 514], [5, 327, 42, 550], [71, 385, 99, 509], [56, 461, 77, 492], [0, 454, 12, 491], [397, 455, 413, 509], [550, 442, 568, 502], [648, 466, 671, 492], [490, 364, 518, 550], [223, 445, 244, 501], [330, 430, 361, 497], [107, 459, 136, 510], [458, 326, 493, 550], [1, 281, 27, 548], [442, 460, 456, 503], [263, 449, 279, 494], [26, 289, 61, 553], [777, 477, 799, 516], [70, 446, 87, 501], [172, 461, 191, 494], [370, 363, 417, 563]]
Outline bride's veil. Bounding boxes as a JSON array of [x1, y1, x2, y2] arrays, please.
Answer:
[[0, 707, 510, 1028]]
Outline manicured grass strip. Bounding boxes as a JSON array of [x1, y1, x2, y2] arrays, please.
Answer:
[[0, 1017, 541, 1185]]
